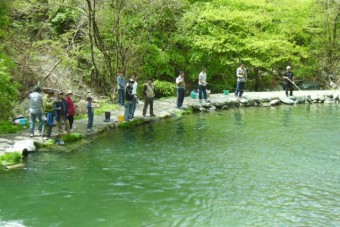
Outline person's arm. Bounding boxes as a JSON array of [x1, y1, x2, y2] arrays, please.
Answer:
[[237, 68, 244, 78], [143, 85, 147, 96], [176, 76, 182, 85]]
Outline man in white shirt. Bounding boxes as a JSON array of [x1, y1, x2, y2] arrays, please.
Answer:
[[198, 67, 208, 103], [176, 71, 186, 108], [29, 86, 44, 137], [234, 63, 247, 98], [131, 75, 138, 118]]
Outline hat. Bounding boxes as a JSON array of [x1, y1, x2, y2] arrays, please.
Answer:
[[58, 91, 64, 95], [286, 66, 291, 69], [34, 86, 41, 92], [128, 79, 135, 83], [66, 91, 73, 95]]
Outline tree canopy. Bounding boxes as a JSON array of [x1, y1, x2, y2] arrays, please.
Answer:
[[0, 0, 339, 119]]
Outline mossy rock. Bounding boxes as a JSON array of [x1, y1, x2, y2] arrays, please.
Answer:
[[117, 119, 144, 128], [61, 133, 83, 142], [0, 152, 22, 166]]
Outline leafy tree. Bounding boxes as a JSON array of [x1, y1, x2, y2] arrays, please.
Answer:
[[177, 0, 316, 91], [0, 1, 19, 120]]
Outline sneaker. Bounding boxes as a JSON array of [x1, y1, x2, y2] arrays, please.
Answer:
[[87, 129, 92, 132], [143, 115, 146, 117], [150, 114, 156, 117], [30, 133, 34, 137]]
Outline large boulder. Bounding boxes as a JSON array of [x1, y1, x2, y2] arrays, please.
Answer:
[[279, 96, 295, 105]]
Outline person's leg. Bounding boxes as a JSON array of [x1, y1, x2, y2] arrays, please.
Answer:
[[285, 82, 289, 96], [29, 113, 36, 135], [64, 116, 70, 133], [87, 113, 93, 130], [289, 83, 293, 96], [143, 97, 149, 116], [178, 88, 185, 108], [150, 98, 154, 116], [234, 81, 240, 97], [202, 86, 207, 101], [239, 82, 245, 97], [37, 112, 43, 134], [132, 96, 136, 117], [68, 115, 74, 129], [124, 101, 130, 121], [198, 85, 203, 101]]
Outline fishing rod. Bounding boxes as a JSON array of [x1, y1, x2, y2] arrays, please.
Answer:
[[285, 77, 318, 109]]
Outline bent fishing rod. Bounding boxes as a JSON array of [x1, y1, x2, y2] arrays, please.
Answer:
[[285, 77, 318, 109]]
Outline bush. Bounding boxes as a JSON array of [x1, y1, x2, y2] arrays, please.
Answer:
[[153, 80, 176, 97], [0, 152, 22, 166]]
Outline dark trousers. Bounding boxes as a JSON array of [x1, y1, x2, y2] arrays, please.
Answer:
[[68, 115, 74, 129], [132, 96, 136, 117], [198, 85, 207, 100], [234, 81, 245, 97], [118, 89, 125, 105], [143, 97, 154, 116], [87, 113, 94, 129], [285, 82, 293, 96], [177, 87, 185, 108]]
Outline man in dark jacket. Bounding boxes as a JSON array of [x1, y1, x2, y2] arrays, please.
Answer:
[[55, 91, 70, 134], [283, 66, 294, 96], [124, 79, 134, 121]]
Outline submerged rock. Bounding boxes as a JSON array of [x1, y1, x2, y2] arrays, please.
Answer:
[[279, 96, 295, 105]]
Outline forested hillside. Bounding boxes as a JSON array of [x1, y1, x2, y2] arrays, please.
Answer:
[[0, 0, 339, 120]]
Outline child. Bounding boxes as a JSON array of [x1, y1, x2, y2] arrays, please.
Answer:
[[87, 97, 94, 132]]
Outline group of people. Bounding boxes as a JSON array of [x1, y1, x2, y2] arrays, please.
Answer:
[[29, 65, 294, 137], [28, 87, 96, 138], [117, 73, 156, 121]]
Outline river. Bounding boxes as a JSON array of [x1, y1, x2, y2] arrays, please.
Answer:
[[0, 104, 339, 226]]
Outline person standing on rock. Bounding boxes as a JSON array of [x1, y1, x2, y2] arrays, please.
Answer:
[[117, 71, 126, 106], [65, 91, 75, 130], [29, 86, 44, 137], [234, 63, 247, 98], [86, 96, 95, 132], [124, 79, 135, 121], [176, 71, 186, 108], [42, 90, 55, 139], [142, 78, 156, 117], [198, 67, 208, 103], [283, 66, 294, 96], [55, 91, 70, 134], [130, 75, 138, 118]]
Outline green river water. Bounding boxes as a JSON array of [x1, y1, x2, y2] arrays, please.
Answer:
[[0, 105, 339, 227]]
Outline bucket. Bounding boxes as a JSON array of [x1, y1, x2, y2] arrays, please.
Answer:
[[190, 91, 197, 99], [14, 118, 27, 125], [223, 90, 229, 95], [118, 115, 124, 122]]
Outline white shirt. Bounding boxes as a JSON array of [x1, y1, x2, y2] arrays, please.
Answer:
[[236, 67, 247, 82], [198, 71, 207, 86]]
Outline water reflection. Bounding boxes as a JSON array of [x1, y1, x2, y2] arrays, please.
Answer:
[[281, 106, 293, 127]]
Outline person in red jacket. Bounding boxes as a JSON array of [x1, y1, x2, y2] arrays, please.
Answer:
[[66, 91, 75, 130]]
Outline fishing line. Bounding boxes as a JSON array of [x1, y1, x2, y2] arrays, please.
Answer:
[[285, 77, 318, 109]]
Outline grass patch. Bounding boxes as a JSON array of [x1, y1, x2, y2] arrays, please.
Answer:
[[0, 152, 22, 166], [117, 119, 144, 128], [0, 121, 27, 134], [61, 133, 83, 142], [74, 102, 118, 120]]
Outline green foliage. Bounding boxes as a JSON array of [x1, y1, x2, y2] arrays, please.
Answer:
[[0, 152, 22, 166], [0, 121, 26, 134], [61, 133, 83, 142], [50, 6, 79, 35], [153, 80, 177, 97], [0, 59, 19, 120]]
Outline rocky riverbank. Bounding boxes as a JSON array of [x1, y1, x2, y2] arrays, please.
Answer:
[[0, 90, 339, 161]]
